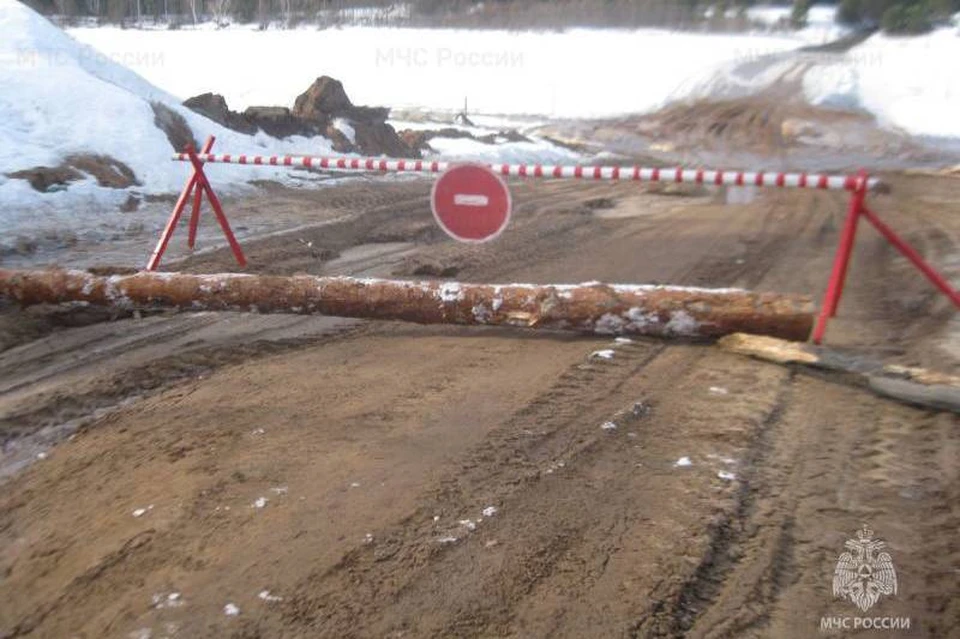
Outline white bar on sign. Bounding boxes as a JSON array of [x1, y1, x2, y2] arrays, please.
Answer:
[[454, 194, 489, 206]]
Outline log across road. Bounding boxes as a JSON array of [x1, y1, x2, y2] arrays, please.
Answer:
[[0, 269, 814, 341]]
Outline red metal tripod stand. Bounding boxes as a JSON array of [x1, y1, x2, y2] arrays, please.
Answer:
[[147, 135, 246, 271]]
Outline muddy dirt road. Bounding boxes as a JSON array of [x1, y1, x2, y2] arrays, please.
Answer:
[[1, 174, 959, 638]]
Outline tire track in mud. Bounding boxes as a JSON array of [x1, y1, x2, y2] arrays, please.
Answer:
[[0, 183, 437, 449], [1, 529, 161, 639], [630, 372, 797, 638], [277, 338, 670, 636], [0, 313, 221, 396], [867, 179, 960, 365], [626, 368, 960, 639], [391, 180, 638, 282], [797, 175, 960, 365], [179, 188, 436, 275], [3, 175, 959, 638], [0, 319, 363, 455], [269, 340, 796, 638], [264, 184, 866, 636], [669, 189, 830, 293], [613, 179, 960, 639]]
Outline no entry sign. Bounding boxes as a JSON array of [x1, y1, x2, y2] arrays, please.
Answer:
[[430, 164, 512, 243]]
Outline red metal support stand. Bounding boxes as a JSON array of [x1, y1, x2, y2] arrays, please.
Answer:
[[146, 136, 246, 271], [812, 172, 960, 344], [183, 147, 247, 268]]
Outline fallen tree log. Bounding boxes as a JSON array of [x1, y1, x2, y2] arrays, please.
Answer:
[[0, 269, 814, 341]]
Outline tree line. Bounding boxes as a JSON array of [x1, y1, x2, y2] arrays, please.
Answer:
[[835, 0, 959, 33], [18, 0, 960, 33], [18, 0, 762, 29]]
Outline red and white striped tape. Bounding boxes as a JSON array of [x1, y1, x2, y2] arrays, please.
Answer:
[[173, 152, 880, 191]]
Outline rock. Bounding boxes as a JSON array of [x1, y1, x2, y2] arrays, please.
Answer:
[[184, 92, 229, 122], [477, 129, 531, 144], [185, 77, 418, 157], [243, 106, 316, 139], [346, 105, 390, 124], [183, 93, 256, 135], [352, 121, 412, 158], [293, 76, 353, 122], [151, 102, 198, 153], [324, 124, 355, 153], [399, 129, 433, 153], [431, 127, 475, 140]]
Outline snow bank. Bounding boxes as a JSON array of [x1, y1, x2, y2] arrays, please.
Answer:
[[675, 20, 960, 140], [804, 28, 960, 139], [0, 0, 335, 214], [425, 136, 581, 165]]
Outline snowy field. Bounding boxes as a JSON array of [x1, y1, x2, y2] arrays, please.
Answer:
[[65, 26, 828, 118], [66, 10, 960, 140]]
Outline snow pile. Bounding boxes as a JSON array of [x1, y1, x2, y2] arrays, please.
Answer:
[[390, 114, 573, 164], [677, 21, 960, 140], [0, 0, 334, 214], [804, 28, 960, 139], [424, 135, 580, 165]]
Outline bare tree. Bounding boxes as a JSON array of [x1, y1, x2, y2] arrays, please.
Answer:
[[212, 0, 231, 24]]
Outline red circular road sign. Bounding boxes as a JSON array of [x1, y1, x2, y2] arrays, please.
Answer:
[[431, 163, 512, 243]]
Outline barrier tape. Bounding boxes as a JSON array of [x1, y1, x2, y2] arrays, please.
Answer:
[[172, 152, 882, 192]]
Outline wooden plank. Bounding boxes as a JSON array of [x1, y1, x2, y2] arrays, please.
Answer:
[[717, 332, 960, 413]]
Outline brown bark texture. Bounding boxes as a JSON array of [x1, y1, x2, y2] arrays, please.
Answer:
[[0, 269, 815, 341]]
